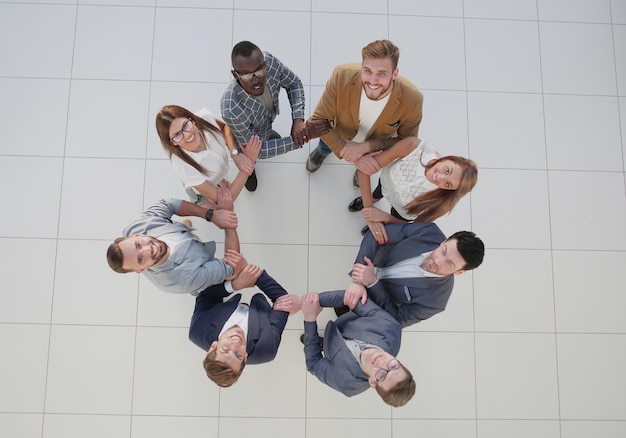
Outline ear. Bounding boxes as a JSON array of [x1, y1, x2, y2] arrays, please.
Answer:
[[392, 68, 399, 81], [453, 269, 466, 276], [208, 341, 218, 353], [368, 377, 377, 389], [230, 70, 239, 80]]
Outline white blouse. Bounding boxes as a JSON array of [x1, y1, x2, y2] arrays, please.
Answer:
[[380, 140, 439, 220], [170, 108, 229, 191]]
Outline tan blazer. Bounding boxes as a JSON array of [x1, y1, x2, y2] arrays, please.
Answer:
[[310, 62, 423, 157]]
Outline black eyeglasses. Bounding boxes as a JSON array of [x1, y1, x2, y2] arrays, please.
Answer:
[[234, 63, 266, 82], [374, 359, 400, 383], [170, 118, 194, 143]]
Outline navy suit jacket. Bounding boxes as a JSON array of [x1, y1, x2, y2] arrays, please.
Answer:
[[188, 271, 289, 365], [303, 290, 402, 397], [355, 222, 454, 328]]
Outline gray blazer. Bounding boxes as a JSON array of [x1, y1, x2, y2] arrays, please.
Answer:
[[303, 290, 401, 397], [355, 222, 453, 328], [123, 199, 232, 295]]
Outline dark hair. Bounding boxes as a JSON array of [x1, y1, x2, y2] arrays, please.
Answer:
[[404, 155, 478, 222], [375, 363, 416, 407], [231, 40, 261, 63], [362, 39, 400, 70], [203, 350, 246, 388], [155, 105, 221, 176], [448, 231, 485, 271], [106, 237, 133, 273]]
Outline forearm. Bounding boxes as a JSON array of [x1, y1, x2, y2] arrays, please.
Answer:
[[318, 290, 346, 308], [228, 171, 248, 200], [358, 171, 376, 208], [224, 228, 240, 253], [175, 199, 210, 218], [258, 136, 298, 159]]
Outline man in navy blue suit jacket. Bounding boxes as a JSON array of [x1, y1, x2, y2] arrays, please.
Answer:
[[189, 264, 300, 387], [347, 222, 485, 328]]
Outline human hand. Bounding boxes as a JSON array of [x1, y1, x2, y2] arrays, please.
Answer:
[[305, 119, 331, 139], [231, 263, 262, 290], [343, 283, 367, 309], [216, 183, 234, 211], [366, 221, 388, 245], [339, 141, 369, 162], [355, 152, 381, 175], [301, 292, 322, 322], [242, 135, 261, 162], [351, 257, 378, 287], [274, 294, 302, 315], [232, 153, 255, 175], [362, 206, 391, 223], [291, 119, 307, 147], [209, 209, 237, 229], [224, 249, 248, 281]]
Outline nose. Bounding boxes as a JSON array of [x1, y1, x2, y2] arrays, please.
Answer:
[[138, 243, 151, 255]]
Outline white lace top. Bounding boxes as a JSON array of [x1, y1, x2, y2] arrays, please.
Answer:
[[380, 140, 439, 220]]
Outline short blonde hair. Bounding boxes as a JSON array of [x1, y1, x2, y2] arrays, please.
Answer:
[[362, 40, 400, 70]]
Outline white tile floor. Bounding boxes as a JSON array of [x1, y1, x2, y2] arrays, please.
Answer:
[[0, 1, 625, 437]]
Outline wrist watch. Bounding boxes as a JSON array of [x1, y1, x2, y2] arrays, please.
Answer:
[[230, 148, 241, 157]]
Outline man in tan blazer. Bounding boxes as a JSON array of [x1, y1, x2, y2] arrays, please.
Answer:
[[306, 39, 423, 175]]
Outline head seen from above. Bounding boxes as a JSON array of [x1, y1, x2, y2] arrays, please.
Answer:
[[106, 234, 169, 274], [231, 41, 266, 97], [360, 347, 415, 407], [156, 105, 221, 176], [405, 155, 478, 223], [361, 39, 400, 101], [421, 231, 485, 276], [204, 325, 248, 387]]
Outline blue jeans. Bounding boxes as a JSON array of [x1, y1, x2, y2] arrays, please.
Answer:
[[316, 139, 333, 157]]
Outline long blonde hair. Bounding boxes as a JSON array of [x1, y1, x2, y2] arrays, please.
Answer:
[[155, 105, 222, 176], [404, 155, 478, 222]]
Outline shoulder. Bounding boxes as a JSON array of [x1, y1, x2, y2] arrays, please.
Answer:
[[395, 74, 423, 101], [195, 107, 218, 126], [331, 62, 361, 81], [403, 221, 446, 241], [220, 81, 242, 109]]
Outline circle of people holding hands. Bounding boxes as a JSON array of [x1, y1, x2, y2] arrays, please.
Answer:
[[107, 40, 485, 408]]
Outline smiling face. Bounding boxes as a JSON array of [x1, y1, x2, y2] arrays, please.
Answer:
[[425, 158, 463, 190], [231, 49, 267, 96], [421, 238, 467, 276], [360, 56, 398, 101], [208, 326, 248, 372], [360, 348, 407, 391], [118, 234, 169, 273], [168, 117, 204, 153]]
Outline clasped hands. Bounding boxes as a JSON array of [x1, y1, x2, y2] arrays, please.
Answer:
[[292, 119, 332, 147], [204, 181, 238, 229], [273, 256, 377, 319]]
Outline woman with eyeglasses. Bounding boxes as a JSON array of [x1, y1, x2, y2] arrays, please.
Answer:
[[351, 137, 478, 245], [156, 105, 260, 207]]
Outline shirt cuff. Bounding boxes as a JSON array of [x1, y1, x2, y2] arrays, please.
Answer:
[[367, 279, 379, 288], [224, 280, 234, 293]]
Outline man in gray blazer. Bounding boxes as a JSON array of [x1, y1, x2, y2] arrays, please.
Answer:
[[299, 284, 415, 407], [106, 186, 242, 296], [346, 222, 485, 328]]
